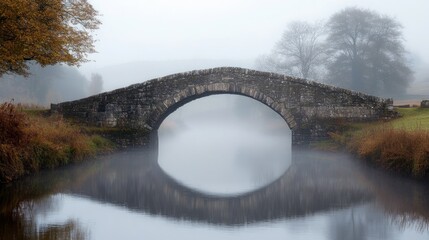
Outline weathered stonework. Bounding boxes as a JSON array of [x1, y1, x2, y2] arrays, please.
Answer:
[[51, 67, 395, 145]]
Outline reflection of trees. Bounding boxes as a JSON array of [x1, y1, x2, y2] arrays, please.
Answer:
[[1, 194, 88, 239], [329, 205, 393, 240], [0, 155, 105, 239], [0, 157, 104, 216], [36, 220, 87, 240], [1, 213, 88, 240], [352, 160, 429, 231]]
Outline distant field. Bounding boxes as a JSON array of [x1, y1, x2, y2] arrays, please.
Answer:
[[392, 108, 429, 130], [393, 99, 421, 107]]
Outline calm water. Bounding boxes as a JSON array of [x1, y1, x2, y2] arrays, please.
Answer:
[[1, 95, 429, 240]]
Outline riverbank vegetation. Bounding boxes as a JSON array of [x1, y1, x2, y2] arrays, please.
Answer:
[[0, 103, 113, 183], [328, 108, 429, 178]]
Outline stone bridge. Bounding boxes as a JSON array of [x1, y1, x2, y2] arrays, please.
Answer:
[[51, 67, 394, 145]]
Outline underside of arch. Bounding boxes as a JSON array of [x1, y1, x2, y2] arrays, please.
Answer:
[[148, 83, 297, 130]]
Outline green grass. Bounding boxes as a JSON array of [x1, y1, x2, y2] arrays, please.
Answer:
[[391, 108, 429, 130], [334, 108, 429, 139]]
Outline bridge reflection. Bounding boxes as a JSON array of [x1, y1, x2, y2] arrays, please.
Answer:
[[1, 134, 429, 229], [67, 148, 371, 225]]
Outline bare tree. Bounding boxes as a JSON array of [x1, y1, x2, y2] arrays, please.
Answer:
[[255, 54, 291, 75], [256, 21, 326, 80], [326, 7, 412, 97]]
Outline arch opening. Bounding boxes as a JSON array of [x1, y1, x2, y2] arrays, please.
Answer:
[[157, 94, 292, 196], [149, 84, 297, 131]]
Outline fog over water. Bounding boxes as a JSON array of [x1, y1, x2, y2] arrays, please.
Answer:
[[2, 95, 429, 239], [158, 94, 292, 195]]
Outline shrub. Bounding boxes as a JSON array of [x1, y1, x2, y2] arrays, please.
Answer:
[[0, 144, 24, 182], [0, 103, 113, 183], [0, 103, 28, 182], [0, 103, 28, 145], [349, 126, 429, 178]]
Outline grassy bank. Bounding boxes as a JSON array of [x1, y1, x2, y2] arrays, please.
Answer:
[[329, 108, 429, 178], [0, 103, 113, 183]]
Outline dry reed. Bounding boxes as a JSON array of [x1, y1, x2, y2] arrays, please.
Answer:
[[349, 126, 429, 177], [0, 103, 112, 183]]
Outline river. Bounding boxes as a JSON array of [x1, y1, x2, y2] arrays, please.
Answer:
[[1, 95, 429, 240]]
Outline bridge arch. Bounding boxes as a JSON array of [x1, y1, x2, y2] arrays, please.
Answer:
[[149, 83, 297, 130], [51, 67, 394, 145]]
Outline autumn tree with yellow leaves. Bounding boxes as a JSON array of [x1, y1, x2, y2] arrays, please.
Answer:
[[0, 0, 100, 76]]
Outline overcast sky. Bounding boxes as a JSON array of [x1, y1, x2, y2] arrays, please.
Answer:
[[82, 0, 429, 71]]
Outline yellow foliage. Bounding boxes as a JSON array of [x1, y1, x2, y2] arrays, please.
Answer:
[[0, 0, 100, 76]]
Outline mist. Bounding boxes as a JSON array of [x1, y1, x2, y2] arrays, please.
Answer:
[[2, 1, 429, 103], [0, 63, 104, 106], [70, 0, 429, 101], [158, 94, 292, 195], [93, 59, 253, 91]]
